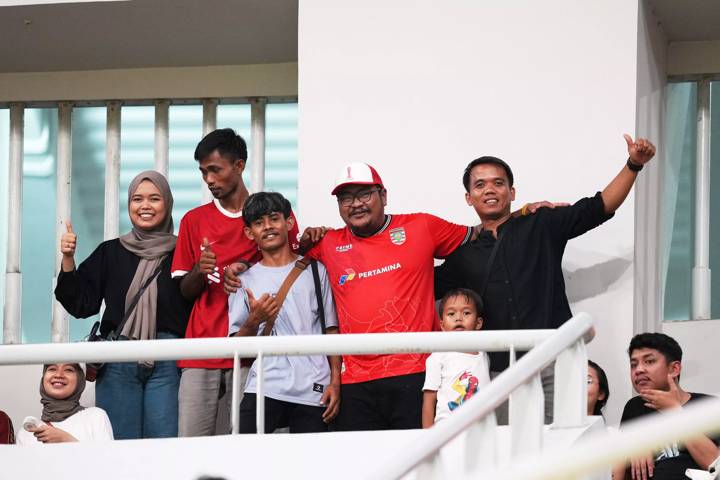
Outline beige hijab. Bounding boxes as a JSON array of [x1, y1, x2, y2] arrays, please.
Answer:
[[118, 171, 176, 363]]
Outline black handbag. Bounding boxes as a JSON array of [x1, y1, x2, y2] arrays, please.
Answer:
[[84, 263, 164, 381]]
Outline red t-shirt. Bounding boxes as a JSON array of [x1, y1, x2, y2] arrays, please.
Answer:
[[306, 213, 471, 384], [172, 199, 300, 369]]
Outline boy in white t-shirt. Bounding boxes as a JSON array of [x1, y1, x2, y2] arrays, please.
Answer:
[[422, 288, 490, 428]]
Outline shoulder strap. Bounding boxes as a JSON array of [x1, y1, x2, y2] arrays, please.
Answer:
[[310, 260, 326, 334], [107, 261, 165, 341], [260, 257, 311, 336], [479, 227, 507, 298]]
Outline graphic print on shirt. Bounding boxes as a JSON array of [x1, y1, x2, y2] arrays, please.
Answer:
[[200, 240, 222, 284], [389, 227, 406, 245], [448, 370, 480, 411]]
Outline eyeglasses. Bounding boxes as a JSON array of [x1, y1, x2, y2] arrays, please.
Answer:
[[587, 376, 595, 385], [336, 187, 381, 207]]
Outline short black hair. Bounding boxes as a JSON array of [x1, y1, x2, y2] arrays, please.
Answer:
[[243, 192, 292, 225], [628, 332, 683, 364], [588, 360, 609, 416], [439, 288, 484, 316], [194, 128, 248, 163], [462, 156, 514, 192]]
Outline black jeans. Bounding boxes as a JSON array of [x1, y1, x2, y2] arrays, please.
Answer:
[[239, 393, 328, 434], [333, 372, 424, 431]]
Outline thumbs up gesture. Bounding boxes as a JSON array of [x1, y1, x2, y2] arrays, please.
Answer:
[[60, 220, 77, 272], [198, 237, 217, 275], [245, 288, 279, 329]]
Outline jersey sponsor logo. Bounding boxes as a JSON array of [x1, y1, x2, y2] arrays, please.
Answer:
[[357, 262, 401, 279], [335, 244, 353, 253], [338, 268, 356, 285], [389, 227, 406, 245]]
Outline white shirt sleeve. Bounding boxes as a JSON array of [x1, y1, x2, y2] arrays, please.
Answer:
[[89, 407, 114, 441], [228, 288, 250, 336], [423, 353, 442, 391]]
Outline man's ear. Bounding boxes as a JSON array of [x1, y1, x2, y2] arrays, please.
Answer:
[[669, 361, 682, 381], [465, 191, 472, 206], [286, 215, 295, 230], [244, 226, 254, 241], [510, 186, 516, 202], [234, 158, 246, 173], [380, 188, 388, 207]]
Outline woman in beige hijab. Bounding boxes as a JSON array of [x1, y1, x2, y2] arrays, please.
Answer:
[[54, 171, 191, 440]]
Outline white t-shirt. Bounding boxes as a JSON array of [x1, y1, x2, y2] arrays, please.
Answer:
[[16, 407, 114, 445], [423, 352, 491, 422], [227, 260, 338, 407]]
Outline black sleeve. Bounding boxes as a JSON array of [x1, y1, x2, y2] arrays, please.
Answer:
[[54, 243, 107, 319], [544, 192, 615, 242], [434, 249, 465, 300]]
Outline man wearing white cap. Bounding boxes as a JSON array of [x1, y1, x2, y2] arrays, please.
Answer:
[[300, 162, 473, 431]]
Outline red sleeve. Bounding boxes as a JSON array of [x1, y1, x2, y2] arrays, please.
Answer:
[[288, 210, 301, 252], [171, 212, 197, 277], [422, 213, 472, 259]]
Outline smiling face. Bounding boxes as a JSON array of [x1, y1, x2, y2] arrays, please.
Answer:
[[42, 363, 79, 400], [198, 150, 245, 200], [440, 295, 482, 332], [244, 212, 294, 254], [336, 184, 387, 236], [129, 180, 167, 231], [465, 163, 515, 221], [630, 347, 680, 393]]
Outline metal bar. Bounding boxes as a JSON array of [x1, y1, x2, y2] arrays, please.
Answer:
[[104, 101, 122, 240], [692, 79, 712, 320], [52, 102, 73, 343], [256, 352, 265, 434], [201, 99, 218, 204], [3, 103, 24, 345], [464, 415, 497, 472], [0, 329, 567, 366], [373, 313, 594, 480], [231, 351, 240, 434], [154, 100, 170, 177], [509, 372, 544, 458], [250, 97, 267, 192], [552, 340, 588, 428]]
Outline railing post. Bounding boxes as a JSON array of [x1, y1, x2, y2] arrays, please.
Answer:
[[105, 101, 122, 241], [509, 371, 544, 458], [553, 339, 588, 428], [231, 351, 241, 434], [154, 100, 170, 178], [250, 97, 267, 193], [201, 99, 218, 204], [3, 103, 24, 345], [415, 454, 443, 480], [256, 351, 265, 434], [693, 78, 711, 320], [465, 414, 497, 471], [52, 102, 73, 343]]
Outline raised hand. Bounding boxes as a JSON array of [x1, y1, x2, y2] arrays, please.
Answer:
[[299, 226, 329, 253], [223, 262, 249, 295], [246, 288, 280, 328], [198, 238, 217, 276], [624, 134, 656, 167], [639, 374, 684, 411], [60, 220, 77, 258]]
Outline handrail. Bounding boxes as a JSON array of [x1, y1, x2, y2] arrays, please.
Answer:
[[374, 312, 594, 480], [477, 395, 720, 480], [0, 329, 560, 366]]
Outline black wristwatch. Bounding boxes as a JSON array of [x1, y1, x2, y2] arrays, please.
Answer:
[[626, 158, 643, 172]]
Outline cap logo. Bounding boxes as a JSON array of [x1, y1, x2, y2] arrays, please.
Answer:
[[346, 166, 353, 179]]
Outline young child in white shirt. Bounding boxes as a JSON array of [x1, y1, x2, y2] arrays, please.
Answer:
[[422, 288, 491, 428]]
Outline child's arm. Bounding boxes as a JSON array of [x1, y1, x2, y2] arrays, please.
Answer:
[[422, 390, 438, 428]]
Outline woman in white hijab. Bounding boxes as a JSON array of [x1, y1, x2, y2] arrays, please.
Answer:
[[17, 363, 113, 444], [54, 171, 191, 440]]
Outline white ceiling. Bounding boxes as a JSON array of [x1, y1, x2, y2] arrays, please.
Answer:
[[0, 0, 298, 73], [648, 0, 720, 41]]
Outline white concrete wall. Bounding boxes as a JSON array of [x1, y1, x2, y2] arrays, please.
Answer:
[[298, 0, 641, 424]]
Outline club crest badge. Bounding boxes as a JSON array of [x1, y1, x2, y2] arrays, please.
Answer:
[[389, 227, 406, 245]]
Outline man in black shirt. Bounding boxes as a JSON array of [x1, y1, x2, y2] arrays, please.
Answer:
[[435, 135, 656, 422], [614, 333, 719, 480]]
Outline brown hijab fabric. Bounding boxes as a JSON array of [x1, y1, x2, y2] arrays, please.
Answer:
[[118, 171, 176, 354], [40, 364, 86, 422]]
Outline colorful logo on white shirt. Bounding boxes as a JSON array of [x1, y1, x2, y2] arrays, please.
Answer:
[[389, 227, 406, 245], [448, 371, 480, 411], [339, 269, 356, 285]]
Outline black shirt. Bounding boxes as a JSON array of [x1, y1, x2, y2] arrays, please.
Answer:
[[434, 193, 613, 371], [620, 393, 718, 479], [55, 239, 192, 338]]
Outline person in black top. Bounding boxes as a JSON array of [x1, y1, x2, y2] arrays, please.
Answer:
[[54, 170, 191, 440], [434, 135, 656, 423], [614, 333, 719, 480]]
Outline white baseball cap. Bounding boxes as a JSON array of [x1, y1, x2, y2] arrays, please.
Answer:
[[331, 162, 385, 195]]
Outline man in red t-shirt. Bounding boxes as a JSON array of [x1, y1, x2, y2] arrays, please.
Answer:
[[172, 129, 299, 437], [303, 163, 472, 430]]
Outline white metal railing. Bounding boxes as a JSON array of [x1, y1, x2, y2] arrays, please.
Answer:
[[693, 78, 712, 320], [2, 96, 280, 345], [0, 313, 593, 478]]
